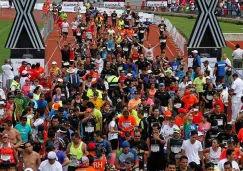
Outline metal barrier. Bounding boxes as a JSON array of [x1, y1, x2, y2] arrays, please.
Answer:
[[40, 13, 54, 42], [232, 68, 243, 80]]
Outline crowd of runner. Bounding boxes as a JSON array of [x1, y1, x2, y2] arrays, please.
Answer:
[[2, 1, 243, 171]]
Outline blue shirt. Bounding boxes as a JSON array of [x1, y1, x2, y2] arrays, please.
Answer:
[[36, 100, 47, 109], [56, 150, 67, 164], [169, 61, 180, 71], [215, 61, 227, 77], [48, 110, 68, 119], [123, 64, 137, 74], [196, 56, 201, 67], [15, 124, 32, 142]]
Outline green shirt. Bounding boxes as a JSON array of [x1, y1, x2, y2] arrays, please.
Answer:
[[193, 77, 206, 93], [60, 13, 67, 20]]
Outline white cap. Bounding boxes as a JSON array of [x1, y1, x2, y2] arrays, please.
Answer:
[[117, 45, 121, 47], [47, 151, 57, 160], [57, 78, 63, 82], [188, 81, 192, 85], [206, 76, 210, 79], [22, 70, 28, 75], [147, 70, 153, 74], [24, 168, 33, 171], [192, 50, 198, 54], [0, 101, 5, 105], [52, 61, 57, 65]]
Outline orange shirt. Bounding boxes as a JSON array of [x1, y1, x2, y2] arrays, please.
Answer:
[[126, 29, 134, 37], [219, 148, 240, 160], [175, 116, 185, 127], [118, 115, 137, 137], [181, 95, 198, 109], [82, 72, 99, 81], [76, 166, 96, 171], [93, 155, 106, 171], [119, 29, 127, 39], [128, 98, 141, 109]]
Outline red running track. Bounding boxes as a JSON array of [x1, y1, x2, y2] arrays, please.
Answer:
[[44, 13, 179, 71]]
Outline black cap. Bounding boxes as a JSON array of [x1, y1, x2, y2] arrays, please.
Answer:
[[14, 76, 20, 80], [203, 60, 209, 64], [205, 163, 214, 169]]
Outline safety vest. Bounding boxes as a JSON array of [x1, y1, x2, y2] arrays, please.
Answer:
[[10, 80, 20, 91], [107, 75, 119, 87]]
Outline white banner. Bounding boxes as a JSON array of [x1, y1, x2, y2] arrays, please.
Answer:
[[146, 1, 168, 7], [62, 2, 84, 12], [104, 2, 125, 7], [10, 59, 45, 76]]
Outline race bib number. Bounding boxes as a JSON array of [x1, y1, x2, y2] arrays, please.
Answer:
[[76, 32, 81, 36], [81, 27, 85, 30], [140, 30, 145, 33], [125, 25, 129, 27], [160, 28, 164, 31], [151, 144, 160, 152], [174, 103, 182, 108], [160, 39, 166, 43], [216, 119, 223, 126], [98, 24, 101, 27], [134, 34, 137, 37], [123, 47, 129, 51], [1, 155, 10, 161], [85, 126, 94, 132], [171, 146, 181, 153], [136, 20, 140, 22], [206, 95, 213, 100]]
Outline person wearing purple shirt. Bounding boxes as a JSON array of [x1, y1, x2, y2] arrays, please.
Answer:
[[46, 145, 70, 168]]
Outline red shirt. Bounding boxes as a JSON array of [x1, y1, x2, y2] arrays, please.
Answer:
[[69, 50, 75, 61], [119, 76, 127, 88], [28, 69, 38, 81], [192, 112, 202, 125], [131, 52, 139, 60], [19, 66, 26, 76], [214, 99, 224, 113]]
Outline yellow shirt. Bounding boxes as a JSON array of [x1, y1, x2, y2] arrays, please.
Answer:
[[89, 98, 104, 111], [93, 108, 102, 131], [87, 89, 103, 99]]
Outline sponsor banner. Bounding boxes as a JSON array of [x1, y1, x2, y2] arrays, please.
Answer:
[[0, 1, 14, 8], [62, 1, 84, 12], [104, 2, 125, 7], [97, 8, 124, 17], [146, 1, 168, 7], [138, 12, 154, 22], [10, 59, 45, 76]]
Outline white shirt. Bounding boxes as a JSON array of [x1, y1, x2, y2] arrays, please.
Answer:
[[221, 89, 229, 106], [0, 88, 6, 100], [108, 120, 118, 140], [178, 82, 188, 97], [232, 48, 243, 60], [218, 158, 239, 171], [95, 58, 104, 74], [203, 65, 213, 79], [20, 77, 28, 88], [224, 58, 232, 71], [144, 47, 155, 61], [38, 160, 62, 171], [231, 77, 243, 96], [1, 64, 14, 80], [181, 140, 203, 164], [62, 22, 69, 32], [71, 21, 78, 30], [160, 124, 179, 147]]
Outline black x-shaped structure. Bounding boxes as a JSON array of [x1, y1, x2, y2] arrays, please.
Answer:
[[188, 0, 226, 48], [5, 0, 45, 49]]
